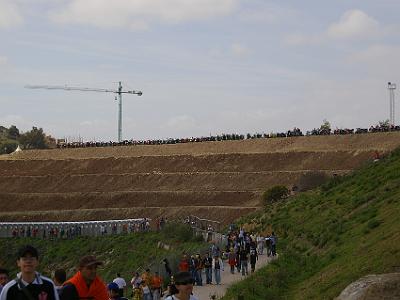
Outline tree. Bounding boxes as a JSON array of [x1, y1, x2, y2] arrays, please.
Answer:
[[320, 119, 331, 134], [7, 125, 20, 140], [0, 141, 18, 154], [18, 127, 48, 149], [262, 185, 290, 207]]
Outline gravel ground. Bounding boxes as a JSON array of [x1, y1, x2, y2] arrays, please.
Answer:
[[192, 253, 276, 300]]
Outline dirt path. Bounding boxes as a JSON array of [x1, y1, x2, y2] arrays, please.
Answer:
[[192, 253, 275, 299]]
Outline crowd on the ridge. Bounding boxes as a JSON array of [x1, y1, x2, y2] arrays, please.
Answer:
[[1, 219, 151, 239], [0, 227, 277, 300], [56, 122, 400, 149]]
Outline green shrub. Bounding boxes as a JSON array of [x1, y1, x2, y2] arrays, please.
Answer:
[[263, 185, 290, 206], [161, 222, 194, 242]]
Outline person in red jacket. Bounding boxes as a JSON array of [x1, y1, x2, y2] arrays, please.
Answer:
[[178, 254, 189, 272], [60, 255, 108, 300]]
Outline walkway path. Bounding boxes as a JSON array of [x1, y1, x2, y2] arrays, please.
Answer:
[[193, 253, 275, 299]]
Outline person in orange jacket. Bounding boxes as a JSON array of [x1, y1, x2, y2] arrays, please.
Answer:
[[60, 255, 108, 300]]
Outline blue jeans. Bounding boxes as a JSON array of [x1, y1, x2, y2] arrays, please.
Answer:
[[196, 269, 203, 286], [241, 260, 248, 275], [214, 269, 221, 284], [143, 293, 153, 300], [205, 268, 212, 284]]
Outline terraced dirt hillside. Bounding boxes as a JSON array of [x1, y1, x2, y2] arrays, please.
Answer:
[[0, 132, 399, 224]]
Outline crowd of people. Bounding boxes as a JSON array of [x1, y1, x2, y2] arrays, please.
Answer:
[[0, 245, 196, 300], [1, 219, 151, 239], [55, 122, 400, 149], [0, 227, 277, 300]]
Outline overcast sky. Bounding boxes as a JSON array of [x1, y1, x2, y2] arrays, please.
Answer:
[[1, 0, 399, 141]]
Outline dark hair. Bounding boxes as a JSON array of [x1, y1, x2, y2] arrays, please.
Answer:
[[169, 283, 179, 295], [17, 245, 39, 259], [117, 273, 121, 277], [54, 269, 66, 284], [173, 271, 193, 285]]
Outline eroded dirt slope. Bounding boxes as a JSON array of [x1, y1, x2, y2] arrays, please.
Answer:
[[0, 132, 398, 224]]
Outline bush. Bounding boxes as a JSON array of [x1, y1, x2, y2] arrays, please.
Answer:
[[161, 222, 194, 242], [263, 185, 290, 206]]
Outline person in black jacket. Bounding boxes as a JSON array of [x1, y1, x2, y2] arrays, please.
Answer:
[[0, 245, 59, 300]]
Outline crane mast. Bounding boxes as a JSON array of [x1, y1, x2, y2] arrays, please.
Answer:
[[25, 81, 142, 142]]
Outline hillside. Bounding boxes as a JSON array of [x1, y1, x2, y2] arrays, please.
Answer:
[[223, 147, 400, 299], [0, 132, 399, 224]]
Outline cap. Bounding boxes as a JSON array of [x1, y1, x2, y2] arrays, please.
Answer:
[[17, 245, 39, 259], [107, 282, 119, 291], [79, 255, 103, 268]]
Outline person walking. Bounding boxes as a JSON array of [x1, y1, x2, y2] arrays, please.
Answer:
[[228, 249, 236, 274], [0, 245, 59, 300], [151, 271, 163, 300], [270, 232, 278, 256], [249, 247, 258, 273], [212, 255, 224, 285], [60, 255, 108, 300], [53, 268, 66, 296], [178, 255, 189, 273], [239, 247, 249, 276], [113, 273, 127, 297], [202, 253, 212, 284], [107, 282, 129, 300]]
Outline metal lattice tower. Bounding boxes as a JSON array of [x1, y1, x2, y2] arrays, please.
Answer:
[[388, 82, 396, 126], [25, 81, 142, 142]]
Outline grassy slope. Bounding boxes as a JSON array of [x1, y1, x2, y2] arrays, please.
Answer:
[[0, 225, 206, 283], [223, 149, 400, 300]]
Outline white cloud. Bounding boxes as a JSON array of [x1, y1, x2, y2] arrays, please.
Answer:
[[327, 9, 380, 39], [49, 0, 239, 29], [284, 9, 382, 46], [0, 0, 23, 29], [231, 43, 250, 57]]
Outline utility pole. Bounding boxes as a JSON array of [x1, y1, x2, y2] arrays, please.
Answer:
[[25, 82, 142, 142], [388, 82, 396, 126]]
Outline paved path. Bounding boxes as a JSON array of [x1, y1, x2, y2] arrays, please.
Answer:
[[192, 253, 275, 299]]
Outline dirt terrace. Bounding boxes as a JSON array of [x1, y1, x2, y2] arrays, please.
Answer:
[[0, 132, 399, 224]]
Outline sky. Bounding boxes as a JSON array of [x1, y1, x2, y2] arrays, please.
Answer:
[[1, 0, 400, 141]]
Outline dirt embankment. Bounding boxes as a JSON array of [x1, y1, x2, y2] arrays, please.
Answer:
[[1, 131, 398, 160], [0, 151, 373, 176], [0, 132, 399, 224]]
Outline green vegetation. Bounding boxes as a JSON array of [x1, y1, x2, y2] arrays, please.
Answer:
[[224, 149, 400, 299], [262, 185, 289, 206], [0, 125, 54, 154], [0, 224, 207, 283]]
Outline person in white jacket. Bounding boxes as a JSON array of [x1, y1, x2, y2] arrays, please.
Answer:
[[212, 256, 224, 285]]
